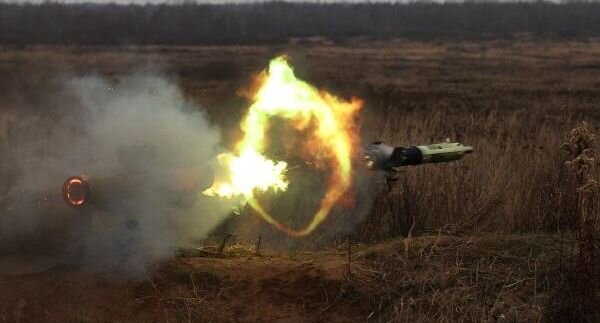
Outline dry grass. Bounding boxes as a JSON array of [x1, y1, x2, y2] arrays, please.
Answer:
[[1, 40, 600, 321], [2, 41, 600, 240], [0, 233, 566, 322], [350, 41, 600, 240], [354, 233, 564, 322], [544, 122, 600, 323]]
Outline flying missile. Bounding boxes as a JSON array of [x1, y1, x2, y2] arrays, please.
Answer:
[[364, 141, 473, 172]]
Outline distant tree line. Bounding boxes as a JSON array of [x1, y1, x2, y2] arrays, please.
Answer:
[[1, 1, 600, 45]]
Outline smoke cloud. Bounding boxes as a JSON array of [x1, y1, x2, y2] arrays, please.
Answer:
[[0, 71, 236, 276]]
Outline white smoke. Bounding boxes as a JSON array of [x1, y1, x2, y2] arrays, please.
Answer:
[[0, 71, 236, 276]]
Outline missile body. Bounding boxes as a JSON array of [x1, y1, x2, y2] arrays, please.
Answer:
[[364, 141, 473, 172], [390, 142, 473, 168]]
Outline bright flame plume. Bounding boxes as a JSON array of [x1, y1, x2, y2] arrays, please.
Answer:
[[203, 56, 362, 236]]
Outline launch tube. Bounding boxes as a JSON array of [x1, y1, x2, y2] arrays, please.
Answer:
[[62, 166, 213, 209]]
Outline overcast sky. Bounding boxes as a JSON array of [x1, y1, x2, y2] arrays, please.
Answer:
[[1, 0, 436, 2], [0, 0, 567, 4]]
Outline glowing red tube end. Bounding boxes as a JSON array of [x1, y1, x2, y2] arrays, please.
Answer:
[[62, 176, 90, 208]]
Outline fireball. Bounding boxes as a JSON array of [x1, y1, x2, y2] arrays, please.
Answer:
[[203, 56, 362, 236]]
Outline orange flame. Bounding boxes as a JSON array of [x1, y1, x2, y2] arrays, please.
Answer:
[[203, 56, 362, 236], [62, 176, 90, 207]]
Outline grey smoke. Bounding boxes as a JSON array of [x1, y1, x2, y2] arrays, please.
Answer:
[[0, 72, 237, 276]]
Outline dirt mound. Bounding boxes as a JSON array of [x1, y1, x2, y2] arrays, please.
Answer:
[[0, 234, 565, 322]]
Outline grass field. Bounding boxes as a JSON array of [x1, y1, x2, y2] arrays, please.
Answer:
[[0, 234, 566, 322], [0, 40, 599, 322]]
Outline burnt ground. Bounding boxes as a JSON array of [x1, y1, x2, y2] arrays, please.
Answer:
[[0, 234, 565, 322]]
